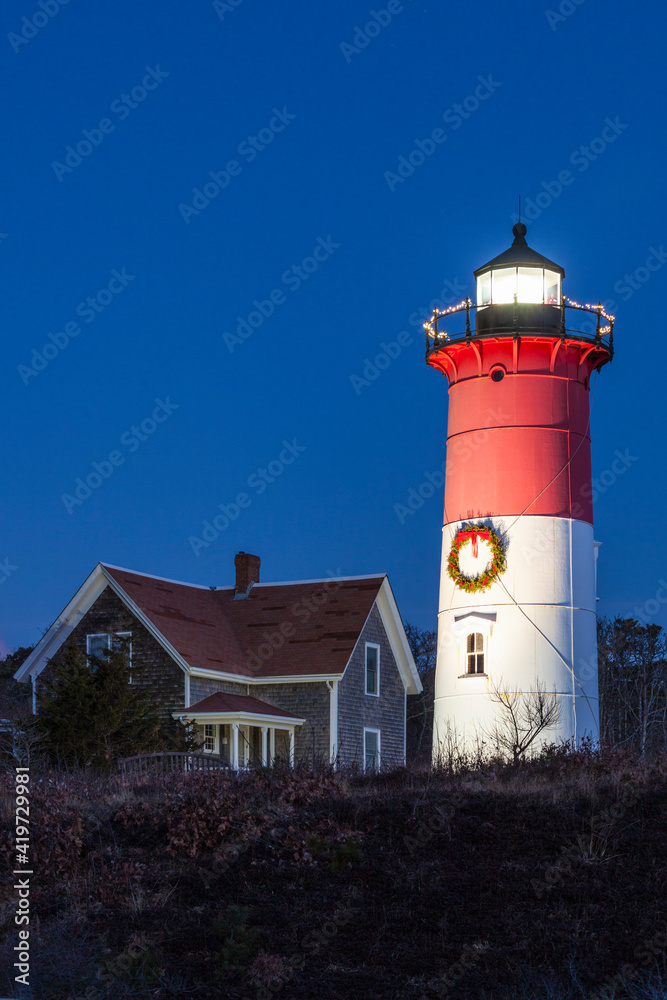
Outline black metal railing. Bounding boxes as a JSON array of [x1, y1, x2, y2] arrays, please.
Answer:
[[424, 296, 614, 362]]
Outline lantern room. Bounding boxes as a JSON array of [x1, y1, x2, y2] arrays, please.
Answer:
[[473, 222, 565, 335], [475, 222, 564, 304], [424, 222, 614, 388]]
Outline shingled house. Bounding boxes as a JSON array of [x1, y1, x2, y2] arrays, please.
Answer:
[[15, 553, 421, 769]]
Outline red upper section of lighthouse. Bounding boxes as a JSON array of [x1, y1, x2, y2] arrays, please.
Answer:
[[426, 226, 613, 528]]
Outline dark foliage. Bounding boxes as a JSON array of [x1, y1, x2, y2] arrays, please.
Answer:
[[405, 622, 436, 764], [36, 638, 186, 770], [0, 645, 33, 717], [1, 749, 665, 999]]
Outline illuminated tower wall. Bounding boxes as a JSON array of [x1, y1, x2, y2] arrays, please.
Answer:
[[426, 224, 613, 757]]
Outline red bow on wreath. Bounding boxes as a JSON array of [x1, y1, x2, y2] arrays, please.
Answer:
[[458, 529, 490, 559]]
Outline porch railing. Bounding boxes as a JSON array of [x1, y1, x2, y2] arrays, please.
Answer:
[[117, 751, 229, 777]]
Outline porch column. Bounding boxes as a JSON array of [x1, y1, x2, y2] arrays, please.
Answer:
[[269, 727, 275, 766], [231, 723, 240, 771], [261, 726, 268, 766], [288, 727, 295, 768]]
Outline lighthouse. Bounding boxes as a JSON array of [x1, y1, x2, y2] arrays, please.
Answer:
[[426, 223, 614, 758]]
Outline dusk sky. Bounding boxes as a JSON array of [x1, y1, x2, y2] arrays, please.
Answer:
[[2, 0, 666, 655]]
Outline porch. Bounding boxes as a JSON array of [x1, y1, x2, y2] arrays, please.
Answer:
[[173, 691, 305, 771]]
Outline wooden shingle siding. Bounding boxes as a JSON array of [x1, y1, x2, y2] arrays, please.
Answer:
[[65, 585, 185, 728], [252, 682, 330, 764], [189, 675, 247, 703], [337, 603, 406, 768]]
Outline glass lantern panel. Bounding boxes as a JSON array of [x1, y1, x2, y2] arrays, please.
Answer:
[[492, 267, 517, 304], [544, 270, 561, 304], [517, 267, 544, 303], [477, 272, 491, 306]]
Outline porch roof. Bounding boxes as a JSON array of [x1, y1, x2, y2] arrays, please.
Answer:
[[175, 692, 304, 726]]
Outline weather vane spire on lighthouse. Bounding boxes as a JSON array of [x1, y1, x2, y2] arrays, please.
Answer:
[[425, 222, 614, 758]]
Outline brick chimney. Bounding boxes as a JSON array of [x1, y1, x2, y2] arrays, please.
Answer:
[[234, 552, 260, 598]]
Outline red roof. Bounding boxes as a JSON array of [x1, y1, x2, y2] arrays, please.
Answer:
[[184, 692, 303, 720], [102, 565, 385, 679]]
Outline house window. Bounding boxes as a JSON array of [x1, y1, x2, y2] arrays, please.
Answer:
[[113, 632, 133, 682], [86, 633, 110, 667], [365, 643, 380, 696], [466, 632, 485, 674], [203, 724, 217, 753], [364, 728, 381, 771]]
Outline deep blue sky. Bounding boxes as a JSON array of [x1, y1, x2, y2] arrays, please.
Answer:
[[2, 0, 666, 654]]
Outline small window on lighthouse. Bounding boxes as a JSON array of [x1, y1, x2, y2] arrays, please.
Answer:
[[478, 272, 491, 305], [491, 268, 517, 304], [466, 633, 485, 674], [545, 269, 561, 304], [517, 268, 544, 303]]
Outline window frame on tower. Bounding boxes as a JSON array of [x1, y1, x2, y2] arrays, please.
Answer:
[[453, 612, 496, 679], [465, 632, 486, 675]]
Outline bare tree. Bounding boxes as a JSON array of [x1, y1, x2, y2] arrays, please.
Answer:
[[405, 623, 437, 763], [482, 678, 561, 762], [598, 618, 667, 754]]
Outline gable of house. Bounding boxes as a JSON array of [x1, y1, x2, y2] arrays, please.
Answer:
[[42, 584, 186, 730], [338, 603, 407, 767]]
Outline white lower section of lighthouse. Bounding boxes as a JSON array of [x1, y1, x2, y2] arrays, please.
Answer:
[[433, 516, 599, 755]]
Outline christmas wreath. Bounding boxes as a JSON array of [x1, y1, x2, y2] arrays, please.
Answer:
[[447, 522, 506, 594]]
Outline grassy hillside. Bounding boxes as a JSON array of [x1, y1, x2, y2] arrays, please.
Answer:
[[1, 747, 666, 999]]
